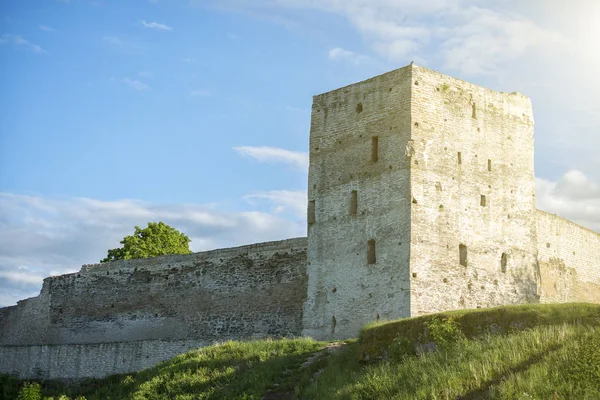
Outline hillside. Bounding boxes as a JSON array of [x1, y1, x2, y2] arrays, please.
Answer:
[[3, 303, 600, 399]]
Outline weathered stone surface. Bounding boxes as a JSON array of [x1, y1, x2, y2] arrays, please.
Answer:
[[0, 340, 208, 380], [0, 238, 307, 378], [537, 210, 600, 303], [409, 65, 540, 316], [303, 65, 413, 341]]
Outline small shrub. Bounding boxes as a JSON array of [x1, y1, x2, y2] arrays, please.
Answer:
[[17, 382, 42, 400], [388, 335, 416, 361], [425, 317, 465, 351]]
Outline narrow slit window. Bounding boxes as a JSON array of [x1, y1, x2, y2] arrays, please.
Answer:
[[367, 240, 377, 265], [458, 152, 462, 165], [480, 195, 487, 207], [488, 159, 492, 171], [501, 253, 508, 273], [472, 103, 477, 119], [308, 200, 315, 224], [349, 190, 358, 216], [459, 244, 468, 267], [371, 136, 379, 162]]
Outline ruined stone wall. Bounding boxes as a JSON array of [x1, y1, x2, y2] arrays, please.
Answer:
[[0, 339, 207, 380], [303, 66, 413, 340], [537, 210, 600, 303], [409, 65, 539, 315], [0, 238, 308, 347]]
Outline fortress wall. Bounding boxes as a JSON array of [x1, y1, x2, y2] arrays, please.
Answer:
[[536, 210, 600, 303], [0, 238, 308, 346], [304, 65, 413, 340], [0, 339, 208, 380], [0, 280, 52, 346], [409, 66, 539, 315]]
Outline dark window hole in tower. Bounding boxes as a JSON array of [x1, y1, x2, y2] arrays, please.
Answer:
[[472, 103, 477, 119], [501, 253, 508, 273], [459, 244, 468, 267], [458, 152, 462, 165], [331, 315, 337, 336], [412, 273, 417, 278], [332, 287, 337, 293], [488, 159, 492, 171], [480, 195, 487, 206], [367, 240, 377, 265], [412, 197, 417, 204], [414, 122, 419, 127], [356, 103, 363, 114], [308, 200, 315, 224], [376, 313, 380, 322], [371, 136, 379, 162], [350, 190, 358, 216]]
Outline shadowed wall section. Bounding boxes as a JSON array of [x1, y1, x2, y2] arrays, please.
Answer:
[[0, 238, 307, 379]]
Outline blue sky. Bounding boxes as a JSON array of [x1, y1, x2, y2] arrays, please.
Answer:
[[1, 0, 599, 306]]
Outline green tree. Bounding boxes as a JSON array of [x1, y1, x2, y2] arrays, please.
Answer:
[[101, 221, 192, 263]]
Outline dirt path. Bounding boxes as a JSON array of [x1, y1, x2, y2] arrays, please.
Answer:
[[262, 342, 347, 400]]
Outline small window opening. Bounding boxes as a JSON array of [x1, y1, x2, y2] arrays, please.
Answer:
[[472, 103, 477, 119], [356, 103, 363, 114], [308, 200, 315, 224], [488, 159, 492, 171], [501, 253, 508, 273], [458, 152, 462, 165], [480, 195, 487, 206], [367, 240, 377, 264], [371, 136, 379, 162], [349, 190, 358, 216], [459, 244, 468, 267]]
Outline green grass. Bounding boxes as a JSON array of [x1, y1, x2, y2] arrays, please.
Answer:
[[302, 324, 600, 399], [4, 303, 600, 400]]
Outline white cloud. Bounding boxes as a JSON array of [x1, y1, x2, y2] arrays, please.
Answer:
[[141, 20, 173, 31], [0, 270, 45, 286], [245, 190, 307, 218], [123, 78, 150, 90], [233, 146, 309, 171], [328, 47, 369, 64], [0, 192, 305, 307], [39, 25, 55, 32], [0, 34, 46, 54], [536, 170, 600, 233]]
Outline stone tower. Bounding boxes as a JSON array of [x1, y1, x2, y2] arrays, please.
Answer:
[[303, 64, 540, 340]]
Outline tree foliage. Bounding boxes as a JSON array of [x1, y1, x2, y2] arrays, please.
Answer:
[[101, 221, 192, 263]]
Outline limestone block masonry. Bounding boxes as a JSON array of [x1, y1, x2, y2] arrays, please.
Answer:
[[0, 238, 307, 379], [1, 64, 599, 380]]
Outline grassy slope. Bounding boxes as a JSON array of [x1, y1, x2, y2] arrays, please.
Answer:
[[3, 303, 600, 400]]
